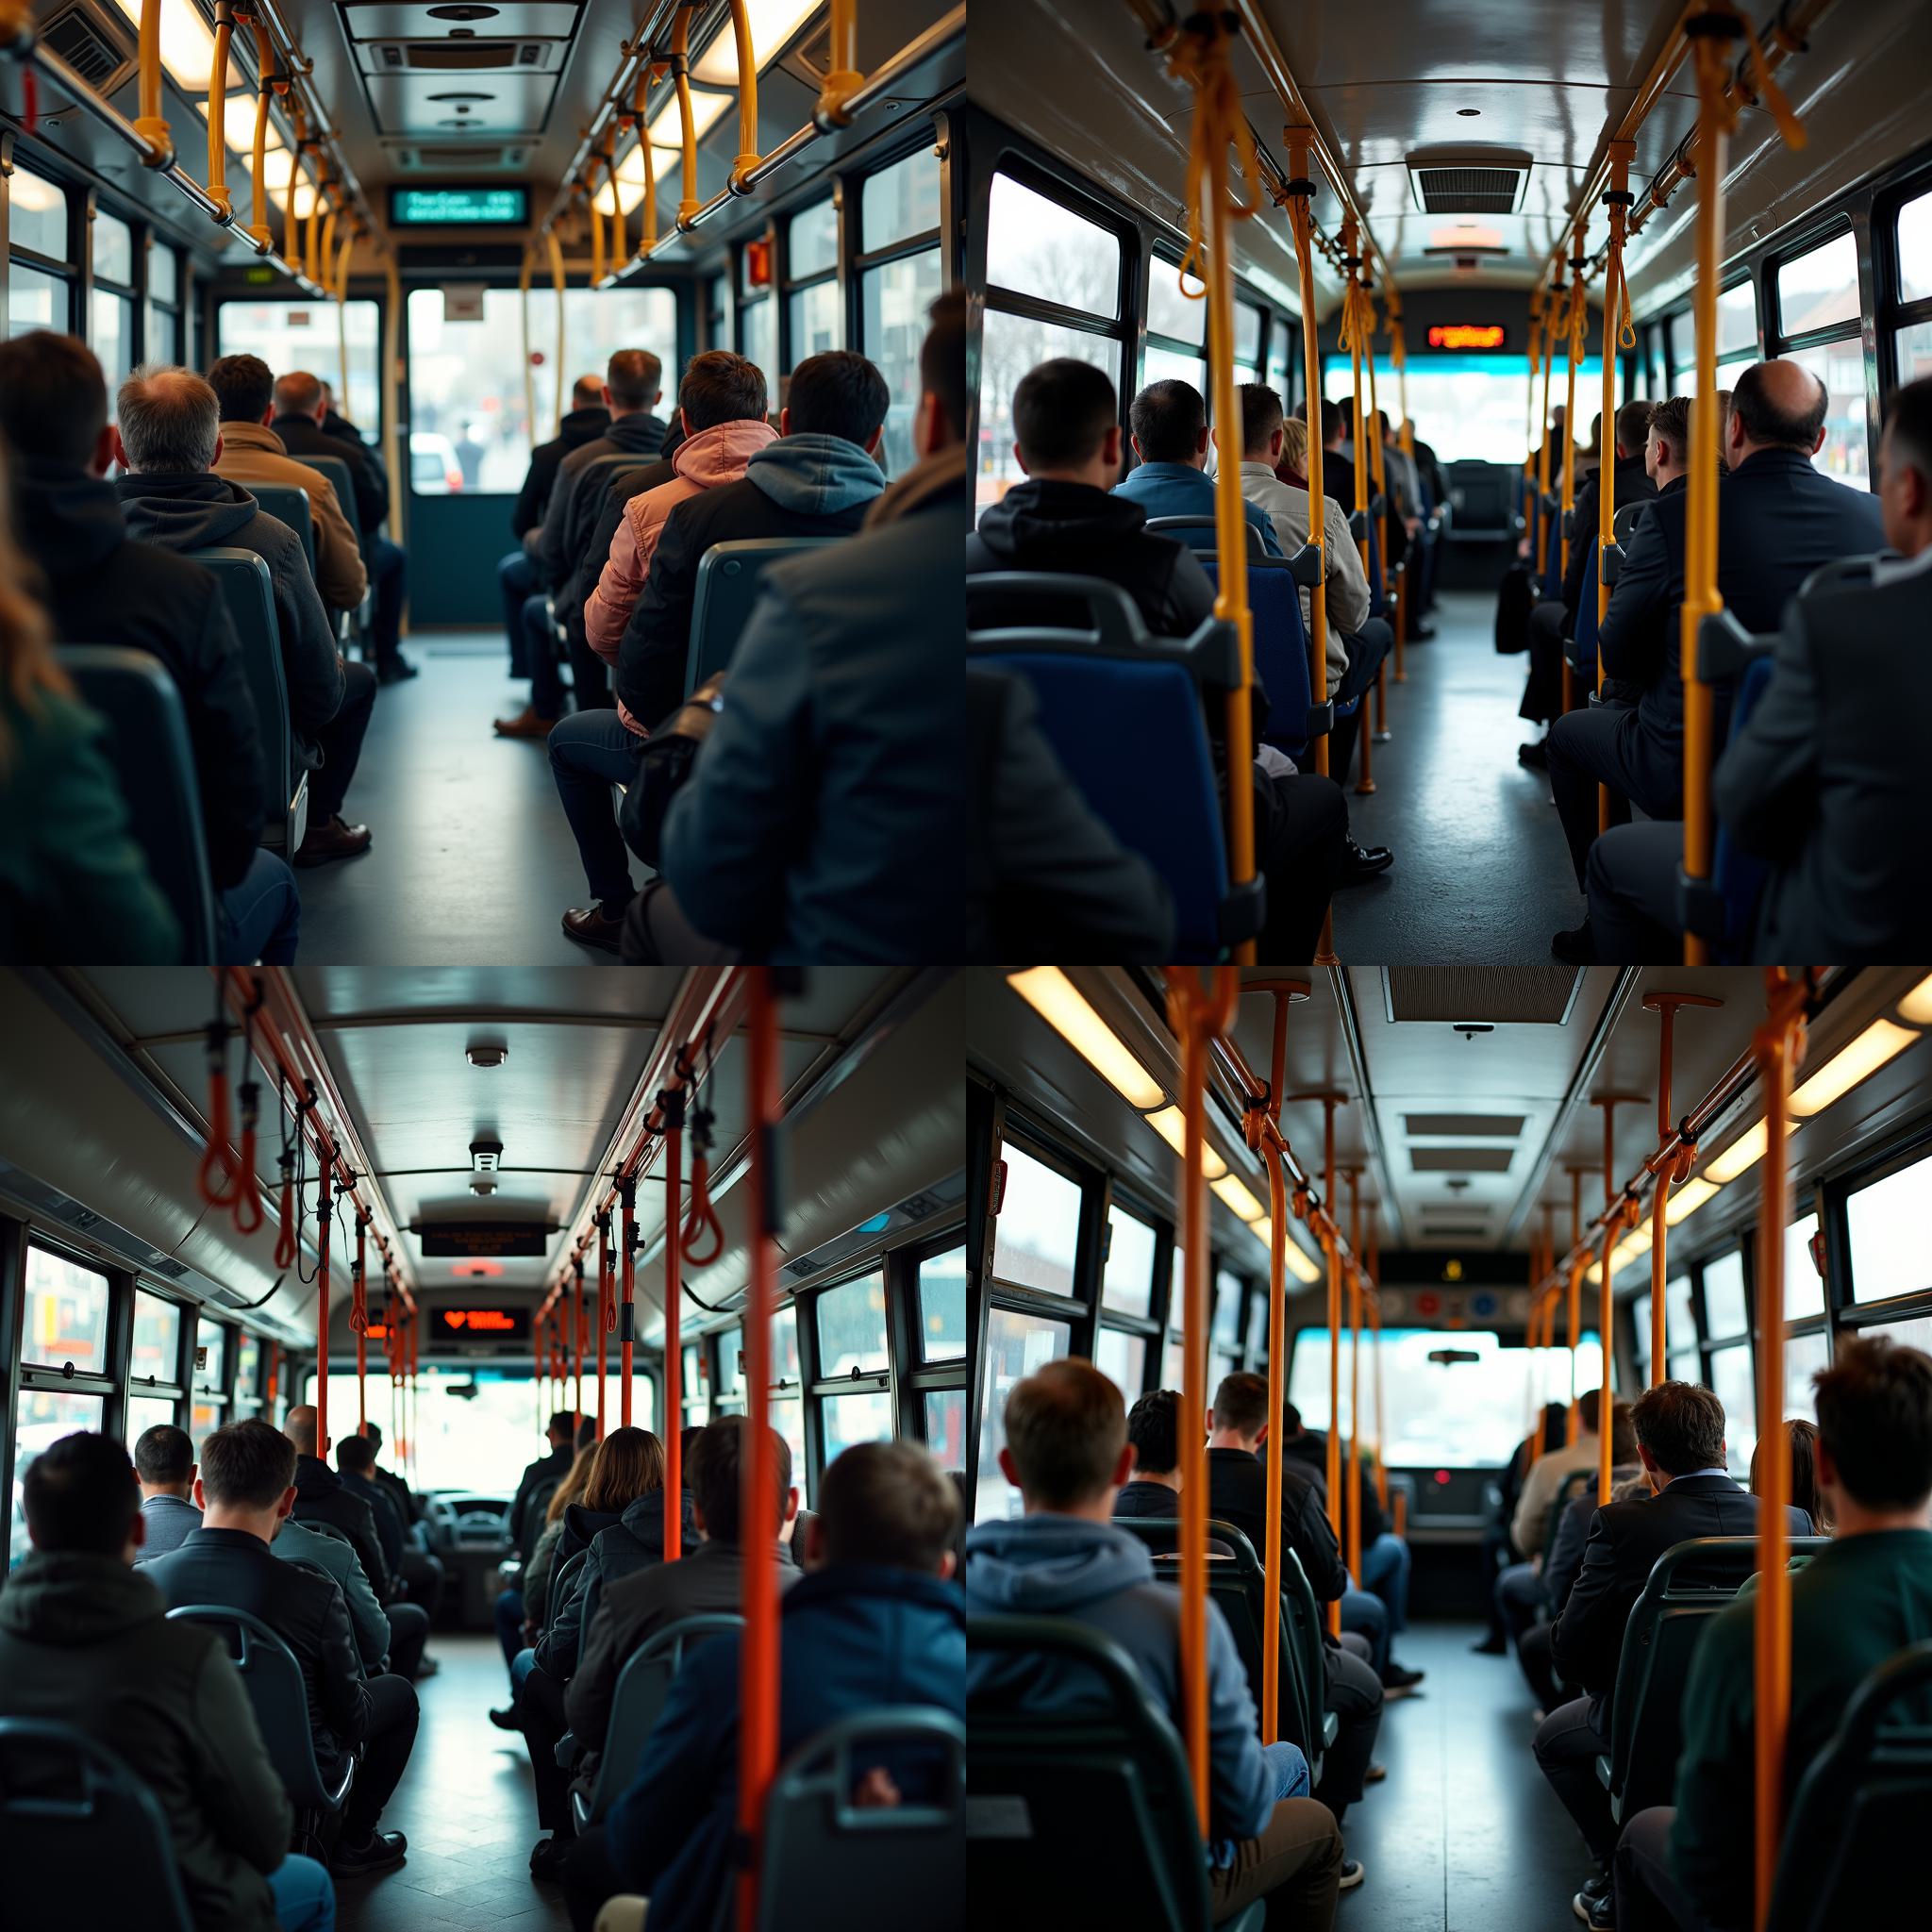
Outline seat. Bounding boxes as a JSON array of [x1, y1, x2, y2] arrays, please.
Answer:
[[1542, 1468, 1596, 1570], [1569, 540, 1602, 682], [685, 538, 839, 695], [967, 1613, 1267, 1932], [251, 483, 315, 579], [1612, 500, 1652, 549], [1594, 1535, 1828, 1825], [755, 1707, 965, 1932], [0, 1717, 196, 1932], [967, 572, 1264, 960], [1765, 1640, 1932, 1932], [57, 645, 217, 963], [1144, 513, 1269, 558], [1193, 555, 1326, 758], [293, 453, 375, 641], [164, 1604, 353, 1856], [189, 546, 307, 857]]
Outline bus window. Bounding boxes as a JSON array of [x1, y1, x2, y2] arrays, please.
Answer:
[[1101, 1204, 1156, 1318], [1327, 355, 1598, 465], [193, 1316, 227, 1392], [1093, 1326, 1146, 1399], [131, 1291, 183, 1385], [1703, 1249, 1748, 1343], [1779, 341, 1868, 482], [1897, 320, 1932, 388], [1777, 229, 1860, 336], [923, 1388, 966, 1467], [991, 1142, 1081, 1295], [1785, 1212, 1825, 1322], [91, 207, 136, 387], [816, 1271, 890, 1375], [916, 1247, 967, 1361], [558, 287, 678, 396], [855, 147, 941, 481], [8, 163, 69, 259], [1785, 1329, 1831, 1421], [1234, 301, 1263, 384], [10, 1391, 105, 1568], [125, 1394, 178, 1441], [406, 286, 532, 493], [216, 297, 382, 439], [22, 1245, 109, 1374], [1845, 1146, 1932, 1302], [820, 1385, 893, 1466], [975, 1306, 1072, 1522], [1709, 1341, 1756, 1475], [9, 166, 73, 339], [146, 242, 182, 365], [741, 285, 777, 413]]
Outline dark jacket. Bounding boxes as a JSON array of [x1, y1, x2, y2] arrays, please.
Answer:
[[1560, 453, 1657, 624], [1207, 1443, 1348, 1601], [540, 1489, 699, 1683], [540, 412, 668, 590], [0, 1552, 293, 1932], [566, 456, 676, 666], [614, 433, 883, 731], [513, 403, 610, 541], [967, 477, 1214, 639], [272, 414, 389, 534], [291, 1454, 390, 1600], [116, 470, 345, 755], [511, 1441, 577, 1562], [658, 447, 963, 962], [17, 456, 264, 888], [340, 1465, 406, 1580], [143, 1524, 371, 1781], [1544, 1464, 1641, 1618], [1549, 1472, 1812, 1725], [136, 1491, 204, 1561], [319, 408, 362, 446], [370, 1459, 415, 1530], [965, 663, 1175, 962], [607, 1564, 965, 1932], [1596, 450, 1886, 816], [1109, 1481, 1236, 1557]]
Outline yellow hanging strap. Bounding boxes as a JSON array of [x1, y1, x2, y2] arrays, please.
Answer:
[[1524, 288, 1544, 575], [1734, 4, 1807, 150], [1169, 10, 1261, 960], [1278, 126, 1330, 789]]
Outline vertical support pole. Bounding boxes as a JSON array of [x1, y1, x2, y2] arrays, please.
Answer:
[[1285, 126, 1329, 785], [620, 1175, 638, 1427], [1597, 142, 1636, 836], [1345, 1169, 1363, 1582], [1323, 1096, 1341, 1636], [597, 1214, 611, 1441], [314, 1156, 331, 1456], [1565, 1167, 1584, 1440], [663, 1094, 684, 1555], [354, 1215, 368, 1437], [572, 1256, 585, 1423]]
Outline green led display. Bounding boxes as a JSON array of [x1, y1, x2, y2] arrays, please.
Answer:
[[389, 186, 530, 226]]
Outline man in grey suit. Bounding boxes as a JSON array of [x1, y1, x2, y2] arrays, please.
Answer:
[[133, 1422, 203, 1560]]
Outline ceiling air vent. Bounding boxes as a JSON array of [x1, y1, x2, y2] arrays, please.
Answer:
[[1409, 1147, 1517, 1174], [1407, 146, 1533, 215], [1406, 1113, 1526, 1139], [1383, 967, 1580, 1026], [38, 1, 135, 94]]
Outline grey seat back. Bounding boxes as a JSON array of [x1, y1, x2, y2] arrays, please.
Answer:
[[251, 484, 315, 578], [686, 538, 840, 695], [57, 645, 217, 962]]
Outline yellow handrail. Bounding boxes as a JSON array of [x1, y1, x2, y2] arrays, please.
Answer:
[[1525, 285, 1544, 571], [546, 226, 568, 438], [206, 3, 234, 220], [520, 247, 537, 445], [1345, 1172, 1363, 1584], [381, 251, 403, 544], [1368, 1241, 1387, 1508], [589, 163, 606, 287], [1337, 225, 1373, 584], [816, 0, 864, 126], [631, 66, 662, 258], [1560, 216, 1587, 587], [673, 5, 703, 226], [727, 0, 759, 190], [245, 19, 275, 251], [1280, 128, 1330, 786], [284, 105, 302, 264], [132, 0, 172, 163], [1317, 1091, 1343, 1636], [334, 230, 354, 407]]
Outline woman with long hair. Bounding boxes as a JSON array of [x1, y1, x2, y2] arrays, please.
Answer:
[[1755, 1417, 1832, 1534]]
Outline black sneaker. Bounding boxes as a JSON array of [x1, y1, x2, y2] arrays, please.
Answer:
[[332, 1830, 407, 1876], [489, 1705, 520, 1731], [1382, 1662, 1425, 1691], [1572, 1886, 1614, 1928], [1518, 738, 1550, 770], [376, 656, 420, 686], [529, 1834, 574, 1881]]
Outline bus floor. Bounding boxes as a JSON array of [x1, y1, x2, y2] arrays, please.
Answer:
[[296, 635, 626, 964], [1342, 1620, 1586, 1930], [1330, 590, 1580, 963], [335, 1631, 570, 1932]]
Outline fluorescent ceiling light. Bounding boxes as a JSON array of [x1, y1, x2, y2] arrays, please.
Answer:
[[1007, 968, 1164, 1110], [1664, 1176, 1718, 1225], [1254, 1219, 1323, 1282], [112, 0, 218, 92], [1212, 1174, 1266, 1224], [1789, 1017, 1917, 1117], [1900, 973, 1932, 1024], [1146, 1106, 1227, 1181], [1704, 1121, 1767, 1184], [691, 0, 821, 86], [195, 93, 285, 155], [646, 88, 731, 158]]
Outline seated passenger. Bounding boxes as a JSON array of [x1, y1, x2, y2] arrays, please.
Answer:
[[629, 295, 965, 965], [1536, 1382, 1811, 1925], [335, 1432, 431, 1679], [568, 1440, 962, 1932], [1617, 1339, 1932, 1932], [359, 1421, 442, 1621], [115, 366, 375, 871], [1510, 1388, 1607, 1557], [283, 1405, 390, 1600], [0, 331, 297, 964], [1705, 375, 1932, 959], [1550, 361, 1886, 961], [271, 369, 414, 684], [491, 1434, 597, 1718], [966, 1360, 1342, 1926], [1297, 399, 1357, 525], [142, 1418, 419, 1878], [1474, 1404, 1569, 1656], [1110, 1386, 1234, 1556], [1113, 376, 1281, 554], [0, 1432, 335, 1932], [1754, 1417, 1831, 1534], [316, 380, 362, 447], [500, 375, 608, 675], [133, 1421, 203, 1560], [208, 352, 369, 617], [273, 1496, 392, 1678], [511, 1409, 585, 1563], [566, 1416, 799, 1772]]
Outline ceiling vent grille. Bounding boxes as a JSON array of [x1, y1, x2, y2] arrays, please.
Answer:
[[39, 1, 135, 94], [1384, 967, 1579, 1026], [1410, 1147, 1517, 1174], [1405, 1113, 1525, 1139], [1407, 147, 1533, 215]]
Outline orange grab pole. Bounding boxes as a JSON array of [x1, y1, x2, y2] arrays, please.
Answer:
[[353, 1215, 369, 1437], [314, 1157, 332, 1455], [663, 1097, 684, 1557], [620, 1176, 638, 1427], [596, 1213, 612, 1441], [572, 1257, 586, 1423], [1346, 1173, 1363, 1582]]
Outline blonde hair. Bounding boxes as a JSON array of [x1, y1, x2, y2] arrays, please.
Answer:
[[1277, 415, 1309, 475], [0, 441, 64, 774], [545, 1441, 597, 1524]]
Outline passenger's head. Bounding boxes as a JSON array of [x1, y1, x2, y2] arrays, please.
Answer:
[[808, 1440, 958, 1578], [196, 1417, 300, 1534], [604, 347, 664, 418], [1613, 398, 1653, 462], [1316, 397, 1343, 450], [1575, 1388, 1606, 1436], [1608, 1401, 1637, 1467], [272, 369, 326, 424], [282, 1404, 321, 1458], [1754, 1418, 1829, 1531], [780, 350, 889, 453], [1540, 1400, 1569, 1454], [318, 380, 336, 415], [1011, 358, 1121, 489], [22, 1432, 142, 1561], [575, 1416, 599, 1453], [336, 1433, 375, 1476], [580, 1424, 665, 1511], [1813, 1336, 1932, 1521], [1645, 395, 1692, 488], [572, 374, 606, 411], [0, 331, 114, 475], [1237, 382, 1286, 463], [1277, 413, 1309, 478], [113, 366, 223, 475], [133, 1422, 196, 1498], [1379, 408, 1395, 442], [1550, 403, 1567, 441], [546, 1409, 578, 1449], [547, 1440, 598, 1523], [1879, 375, 1932, 558], [916, 287, 966, 458], [689, 1414, 795, 1545], [1630, 1380, 1726, 1483], [1125, 1388, 1183, 1483], [679, 1424, 705, 1480], [207, 352, 277, 426], [677, 350, 766, 436], [1726, 360, 1827, 467], [1586, 410, 1603, 452], [1713, 388, 1734, 470], [999, 1357, 1130, 1513], [1282, 1401, 1307, 1439], [1128, 378, 1209, 469], [363, 1421, 385, 1458], [1208, 1372, 1270, 1447]]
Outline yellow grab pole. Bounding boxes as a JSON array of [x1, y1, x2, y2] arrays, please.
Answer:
[[245, 22, 276, 251], [1598, 1208, 1623, 1504], [1525, 286, 1545, 579], [546, 226, 568, 440], [335, 233, 355, 409], [1281, 128, 1329, 782], [284, 105, 302, 265], [205, 3, 234, 218], [132, 0, 172, 160], [1560, 216, 1586, 588], [817, 0, 864, 126], [1321, 1091, 1342, 1636], [589, 167, 606, 287], [1368, 1241, 1388, 1508], [1597, 143, 1636, 835], [381, 252, 403, 544], [673, 5, 703, 226], [1339, 224, 1372, 583], [1361, 272, 1392, 755], [727, 0, 760, 189]]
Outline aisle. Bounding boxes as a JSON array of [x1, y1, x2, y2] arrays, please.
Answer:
[[1331, 591, 1581, 963], [1341, 1621, 1586, 1931]]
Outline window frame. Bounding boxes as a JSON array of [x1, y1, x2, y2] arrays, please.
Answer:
[[5, 159, 79, 339]]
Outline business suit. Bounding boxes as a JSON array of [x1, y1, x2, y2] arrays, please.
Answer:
[[1546, 452, 1885, 890]]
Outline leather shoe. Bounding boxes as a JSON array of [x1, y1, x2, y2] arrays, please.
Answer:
[[293, 814, 372, 867], [1339, 838, 1393, 884], [561, 902, 627, 953], [494, 705, 558, 741], [1551, 920, 1598, 964], [1518, 737, 1550, 770], [488, 1705, 520, 1731], [1409, 620, 1437, 641], [375, 656, 419, 685]]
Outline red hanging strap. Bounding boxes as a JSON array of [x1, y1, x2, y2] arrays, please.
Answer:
[[196, 1009, 237, 1207], [231, 980, 266, 1235], [682, 1091, 724, 1266]]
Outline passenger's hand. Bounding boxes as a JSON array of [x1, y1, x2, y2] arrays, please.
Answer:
[[851, 1766, 903, 1809]]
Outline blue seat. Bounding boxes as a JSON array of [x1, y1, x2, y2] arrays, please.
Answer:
[[1194, 556, 1326, 758], [685, 538, 839, 696], [967, 572, 1264, 959], [56, 645, 217, 963], [250, 482, 314, 578], [0, 1717, 195, 1932], [1144, 513, 1268, 558]]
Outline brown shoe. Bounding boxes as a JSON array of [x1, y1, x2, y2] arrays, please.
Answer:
[[561, 902, 626, 953], [494, 705, 559, 741], [293, 814, 374, 867]]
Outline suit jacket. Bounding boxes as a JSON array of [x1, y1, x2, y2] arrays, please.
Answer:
[[143, 1524, 371, 1779], [1596, 451, 1885, 816], [138, 1491, 204, 1561]]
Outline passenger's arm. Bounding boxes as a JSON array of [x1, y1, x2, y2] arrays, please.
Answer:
[[1543, 1496, 1594, 1616], [191, 1641, 296, 1873], [1711, 612, 1818, 860], [1560, 477, 1596, 618], [316, 1579, 373, 1753], [603, 1642, 730, 1892], [1167, 547, 1218, 632], [1291, 1486, 1349, 1602], [1668, 1610, 1753, 1920], [565, 1592, 621, 1750], [308, 478, 368, 612], [538, 1545, 598, 1681], [1547, 1514, 1619, 1692], [335, 1541, 392, 1674], [615, 506, 701, 731], [278, 543, 347, 739], [585, 513, 647, 660], [190, 582, 269, 889], [1324, 495, 1372, 638], [1595, 513, 1671, 688], [1204, 1599, 1279, 1842]]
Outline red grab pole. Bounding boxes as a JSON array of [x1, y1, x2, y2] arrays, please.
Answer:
[[315, 1156, 332, 1456], [620, 1175, 638, 1426], [662, 1091, 683, 1549]]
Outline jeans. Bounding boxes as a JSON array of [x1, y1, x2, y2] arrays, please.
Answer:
[[547, 707, 645, 908], [528, 596, 568, 719], [500, 548, 539, 674], [367, 533, 407, 667], [1213, 1740, 1312, 1866], [1357, 1530, 1410, 1636], [311, 658, 376, 821], [495, 1586, 527, 1674], [511, 1645, 538, 1700], [267, 1853, 336, 1932], [220, 849, 300, 963], [1339, 1584, 1390, 1677]]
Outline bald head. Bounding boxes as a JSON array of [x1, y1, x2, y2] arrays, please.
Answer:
[[1727, 360, 1828, 467], [274, 370, 325, 423], [115, 366, 221, 475], [283, 1405, 320, 1457]]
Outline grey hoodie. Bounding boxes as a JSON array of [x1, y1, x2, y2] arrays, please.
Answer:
[[744, 432, 885, 516], [964, 1512, 1275, 1845]]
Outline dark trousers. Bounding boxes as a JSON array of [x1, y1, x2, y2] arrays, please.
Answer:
[[366, 534, 407, 668], [310, 658, 376, 821], [525, 597, 567, 719], [1258, 771, 1346, 962], [1316, 1639, 1383, 1825], [548, 708, 646, 908], [1521, 599, 1569, 725], [499, 548, 539, 674], [1516, 1619, 1560, 1707], [1534, 1695, 1617, 1864], [398, 1547, 443, 1621], [1477, 1521, 1513, 1641], [563, 1823, 628, 1932], [1616, 1806, 1714, 1932], [494, 1586, 526, 1674], [1497, 1560, 1544, 1649], [569, 630, 611, 711], [343, 1671, 419, 1842], [1329, 619, 1392, 783], [385, 1600, 430, 1680], [1588, 819, 1685, 961], [1547, 701, 1668, 888], [521, 1661, 575, 1834], [621, 879, 739, 965]]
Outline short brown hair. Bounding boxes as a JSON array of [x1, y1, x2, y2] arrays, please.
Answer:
[[581, 1425, 666, 1512], [1647, 395, 1691, 462], [818, 1440, 958, 1573], [134, 1423, 195, 1485], [1614, 399, 1654, 458], [678, 350, 767, 432], [1013, 358, 1117, 469], [0, 331, 108, 467], [1126, 1389, 1182, 1475], [1239, 382, 1285, 458], [690, 1414, 791, 1543], [606, 348, 664, 412], [1814, 1337, 1932, 1509], [921, 287, 966, 441], [1210, 1371, 1269, 1440], [23, 1433, 139, 1557], [1002, 1357, 1125, 1507], [208, 353, 275, 425], [199, 1417, 298, 1508], [1631, 1380, 1726, 1477], [785, 350, 890, 446]]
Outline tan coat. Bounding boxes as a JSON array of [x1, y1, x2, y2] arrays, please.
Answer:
[[212, 419, 368, 613]]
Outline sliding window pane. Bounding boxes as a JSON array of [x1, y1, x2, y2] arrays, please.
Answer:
[[923, 1388, 966, 1467], [741, 295, 776, 413], [1632, 1292, 1652, 1374], [11, 1391, 105, 1570], [1718, 281, 1757, 358], [126, 1393, 178, 1442], [1702, 1251, 1748, 1343], [23, 1246, 109, 1374], [145, 300, 181, 365], [978, 309, 1118, 512], [821, 1387, 894, 1467], [1235, 301, 1263, 373], [92, 290, 134, 393], [789, 197, 838, 278], [1846, 1150, 1932, 1303], [987, 174, 1119, 316], [773, 1395, 808, 1503], [916, 1247, 967, 1363], [1784, 1329, 1830, 1421], [1213, 1272, 1243, 1352], [814, 1272, 889, 1376], [10, 166, 69, 259], [132, 1291, 183, 1386], [862, 147, 940, 254], [194, 1317, 227, 1392], [1147, 258, 1205, 347], [789, 277, 841, 360], [1709, 1343, 1756, 1477], [991, 1143, 1082, 1295], [1144, 342, 1206, 391], [860, 246, 940, 477], [1101, 1205, 1156, 1319], [1856, 1311, 1932, 1356], [1093, 1326, 1146, 1400], [1785, 1213, 1824, 1323], [1896, 319, 1932, 390], [189, 1400, 225, 1452], [974, 1306, 1071, 1523], [1665, 1274, 1698, 1357], [1900, 188, 1932, 303], [150, 243, 178, 308], [771, 1307, 802, 1387], [715, 1327, 744, 1400], [1778, 341, 1868, 484], [92, 210, 133, 286], [8, 262, 67, 336], [1777, 230, 1859, 336]]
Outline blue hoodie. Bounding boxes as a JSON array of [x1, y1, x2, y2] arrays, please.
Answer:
[[964, 1512, 1277, 1845], [744, 431, 885, 516]]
